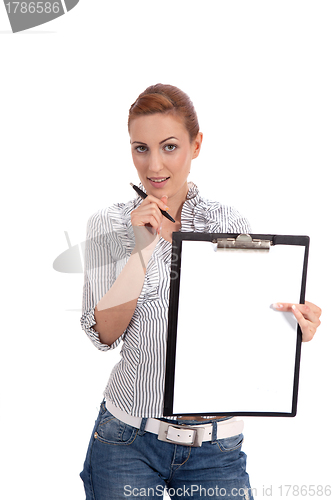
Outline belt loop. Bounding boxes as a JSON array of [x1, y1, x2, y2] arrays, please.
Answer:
[[138, 417, 148, 436], [211, 421, 218, 443]]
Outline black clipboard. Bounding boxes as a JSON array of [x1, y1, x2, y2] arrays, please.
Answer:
[[164, 233, 309, 417]]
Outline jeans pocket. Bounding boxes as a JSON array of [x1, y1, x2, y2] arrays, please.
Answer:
[[217, 433, 244, 452], [94, 408, 138, 445]]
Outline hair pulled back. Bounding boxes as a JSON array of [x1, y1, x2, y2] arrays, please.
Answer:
[[128, 84, 199, 142]]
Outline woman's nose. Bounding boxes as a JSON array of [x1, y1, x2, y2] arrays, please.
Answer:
[[149, 152, 164, 172]]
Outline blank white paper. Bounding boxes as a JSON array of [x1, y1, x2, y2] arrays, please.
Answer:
[[172, 241, 305, 414]]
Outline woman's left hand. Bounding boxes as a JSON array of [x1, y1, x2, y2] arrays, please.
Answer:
[[273, 301, 322, 342]]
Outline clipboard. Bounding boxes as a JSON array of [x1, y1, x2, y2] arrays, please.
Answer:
[[163, 233, 309, 417]]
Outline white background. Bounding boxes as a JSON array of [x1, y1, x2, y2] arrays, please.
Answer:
[[1, 1, 332, 499]]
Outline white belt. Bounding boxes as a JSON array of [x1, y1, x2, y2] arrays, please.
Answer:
[[105, 400, 244, 447]]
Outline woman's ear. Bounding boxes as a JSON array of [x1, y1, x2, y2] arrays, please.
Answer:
[[192, 132, 203, 159]]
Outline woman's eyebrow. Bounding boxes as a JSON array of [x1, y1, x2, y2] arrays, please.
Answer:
[[159, 136, 178, 144], [131, 136, 179, 146]]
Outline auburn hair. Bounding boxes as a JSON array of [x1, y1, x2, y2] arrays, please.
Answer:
[[128, 84, 200, 142]]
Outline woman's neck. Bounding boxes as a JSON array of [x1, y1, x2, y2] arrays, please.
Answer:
[[164, 182, 189, 223]]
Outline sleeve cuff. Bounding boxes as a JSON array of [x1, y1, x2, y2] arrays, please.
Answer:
[[80, 307, 124, 351]]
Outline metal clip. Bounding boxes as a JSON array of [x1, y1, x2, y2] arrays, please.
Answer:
[[213, 234, 271, 250]]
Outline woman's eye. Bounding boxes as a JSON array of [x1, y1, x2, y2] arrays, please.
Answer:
[[136, 146, 148, 153], [164, 144, 177, 152]]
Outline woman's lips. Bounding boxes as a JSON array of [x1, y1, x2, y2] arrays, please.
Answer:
[[147, 177, 170, 188]]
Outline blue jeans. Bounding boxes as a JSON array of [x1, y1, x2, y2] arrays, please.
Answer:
[[80, 401, 254, 500]]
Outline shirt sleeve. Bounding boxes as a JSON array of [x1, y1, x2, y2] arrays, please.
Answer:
[[80, 208, 130, 351]]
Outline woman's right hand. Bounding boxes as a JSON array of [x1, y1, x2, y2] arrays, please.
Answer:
[[131, 194, 168, 251]]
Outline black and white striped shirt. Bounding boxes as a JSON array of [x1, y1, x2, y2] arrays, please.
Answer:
[[80, 182, 250, 418]]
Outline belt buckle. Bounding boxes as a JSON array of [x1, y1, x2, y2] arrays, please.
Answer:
[[157, 422, 205, 447]]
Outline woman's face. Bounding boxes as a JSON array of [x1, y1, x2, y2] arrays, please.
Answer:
[[129, 113, 202, 204]]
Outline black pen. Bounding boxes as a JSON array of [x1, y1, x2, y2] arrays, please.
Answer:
[[130, 183, 176, 223]]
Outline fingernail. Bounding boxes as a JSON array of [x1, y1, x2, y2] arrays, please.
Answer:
[[273, 303, 283, 309], [292, 305, 297, 311]]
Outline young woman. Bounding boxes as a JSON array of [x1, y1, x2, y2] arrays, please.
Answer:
[[80, 84, 321, 500]]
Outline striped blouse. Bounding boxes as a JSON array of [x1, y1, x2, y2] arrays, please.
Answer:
[[80, 182, 251, 418]]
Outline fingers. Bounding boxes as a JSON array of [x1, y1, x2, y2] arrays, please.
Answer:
[[304, 301, 322, 317], [272, 301, 322, 342], [131, 194, 169, 232], [144, 194, 169, 211], [273, 302, 321, 322], [132, 204, 162, 231], [160, 195, 169, 207], [291, 306, 315, 342]]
